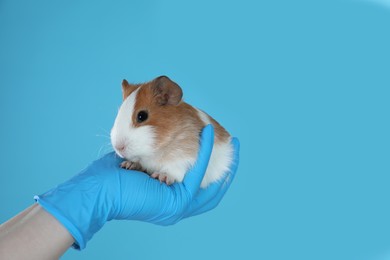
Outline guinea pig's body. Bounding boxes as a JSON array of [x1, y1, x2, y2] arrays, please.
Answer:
[[110, 76, 233, 188]]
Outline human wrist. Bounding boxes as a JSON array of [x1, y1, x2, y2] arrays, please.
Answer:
[[34, 159, 122, 250]]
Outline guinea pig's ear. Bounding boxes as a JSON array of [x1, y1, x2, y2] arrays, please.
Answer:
[[122, 79, 137, 100], [152, 76, 183, 106]]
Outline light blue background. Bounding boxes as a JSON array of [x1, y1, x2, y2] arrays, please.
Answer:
[[1, 0, 390, 259]]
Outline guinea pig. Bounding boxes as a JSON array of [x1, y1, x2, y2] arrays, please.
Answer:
[[110, 76, 233, 188]]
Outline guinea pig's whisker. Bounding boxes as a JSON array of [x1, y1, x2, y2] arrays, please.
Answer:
[[96, 141, 111, 155], [97, 142, 114, 157], [95, 134, 110, 139], [97, 127, 111, 138]]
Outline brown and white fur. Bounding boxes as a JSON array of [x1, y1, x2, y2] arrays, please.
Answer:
[[110, 76, 233, 188]]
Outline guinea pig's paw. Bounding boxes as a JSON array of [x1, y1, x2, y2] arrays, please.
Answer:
[[120, 161, 132, 169], [150, 172, 175, 185], [120, 161, 143, 171], [165, 176, 175, 185]]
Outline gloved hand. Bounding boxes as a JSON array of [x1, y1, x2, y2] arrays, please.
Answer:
[[34, 125, 240, 250]]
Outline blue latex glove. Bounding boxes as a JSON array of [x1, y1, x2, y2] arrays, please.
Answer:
[[34, 125, 240, 250]]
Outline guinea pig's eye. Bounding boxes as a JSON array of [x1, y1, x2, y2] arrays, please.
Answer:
[[137, 110, 149, 123]]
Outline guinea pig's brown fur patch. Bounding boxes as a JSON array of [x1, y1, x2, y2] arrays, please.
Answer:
[[133, 82, 201, 159]]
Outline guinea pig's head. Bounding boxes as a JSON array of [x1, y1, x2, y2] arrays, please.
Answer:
[[110, 76, 183, 162]]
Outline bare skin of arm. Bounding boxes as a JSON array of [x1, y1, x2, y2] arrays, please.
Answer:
[[0, 204, 74, 260]]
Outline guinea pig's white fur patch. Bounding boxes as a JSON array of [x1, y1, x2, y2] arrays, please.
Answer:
[[111, 88, 157, 161], [196, 109, 233, 187], [201, 142, 233, 187]]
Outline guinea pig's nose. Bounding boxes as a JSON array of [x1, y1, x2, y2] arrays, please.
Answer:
[[115, 143, 126, 152]]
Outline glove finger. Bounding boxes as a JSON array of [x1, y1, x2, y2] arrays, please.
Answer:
[[183, 180, 222, 218], [181, 124, 214, 197], [187, 173, 237, 217], [184, 137, 240, 217]]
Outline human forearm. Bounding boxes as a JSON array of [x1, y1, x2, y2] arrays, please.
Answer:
[[0, 204, 74, 260]]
